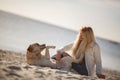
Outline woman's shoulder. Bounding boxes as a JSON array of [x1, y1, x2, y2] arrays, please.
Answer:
[[90, 41, 100, 48]]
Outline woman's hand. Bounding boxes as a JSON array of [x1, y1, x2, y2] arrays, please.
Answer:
[[97, 74, 105, 79]]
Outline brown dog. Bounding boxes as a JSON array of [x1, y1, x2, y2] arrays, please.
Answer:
[[26, 43, 56, 68]]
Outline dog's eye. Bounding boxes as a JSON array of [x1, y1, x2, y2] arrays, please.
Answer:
[[27, 45, 33, 52]]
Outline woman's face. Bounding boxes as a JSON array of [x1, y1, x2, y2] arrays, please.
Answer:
[[80, 32, 85, 40]]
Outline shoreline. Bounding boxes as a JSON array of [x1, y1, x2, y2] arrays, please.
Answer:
[[0, 49, 120, 80]]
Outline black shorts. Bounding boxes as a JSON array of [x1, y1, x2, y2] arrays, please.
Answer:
[[72, 62, 88, 76]]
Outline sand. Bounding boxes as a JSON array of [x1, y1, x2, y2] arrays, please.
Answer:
[[0, 49, 120, 80]]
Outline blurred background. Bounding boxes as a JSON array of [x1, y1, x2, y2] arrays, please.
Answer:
[[0, 0, 120, 42], [0, 0, 120, 71]]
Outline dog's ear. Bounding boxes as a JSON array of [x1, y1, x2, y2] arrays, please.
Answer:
[[27, 45, 33, 52], [34, 43, 40, 46]]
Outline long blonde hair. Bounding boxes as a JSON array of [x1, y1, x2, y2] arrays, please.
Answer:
[[72, 26, 95, 63]]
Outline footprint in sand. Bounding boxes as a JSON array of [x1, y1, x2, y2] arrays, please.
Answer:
[[7, 66, 21, 71], [34, 71, 46, 78], [23, 65, 33, 70], [6, 72, 22, 78]]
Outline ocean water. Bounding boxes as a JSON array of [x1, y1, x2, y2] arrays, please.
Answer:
[[0, 10, 120, 71]]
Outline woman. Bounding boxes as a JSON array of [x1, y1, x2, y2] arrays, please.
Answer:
[[56, 26, 105, 79]]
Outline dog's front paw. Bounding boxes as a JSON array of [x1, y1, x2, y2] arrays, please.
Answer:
[[46, 46, 56, 49]]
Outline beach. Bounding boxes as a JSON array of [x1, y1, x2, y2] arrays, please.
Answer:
[[0, 10, 120, 80], [0, 10, 120, 71], [0, 49, 120, 80]]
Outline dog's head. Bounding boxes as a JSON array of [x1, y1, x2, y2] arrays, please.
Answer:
[[26, 43, 46, 64], [27, 43, 46, 53]]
